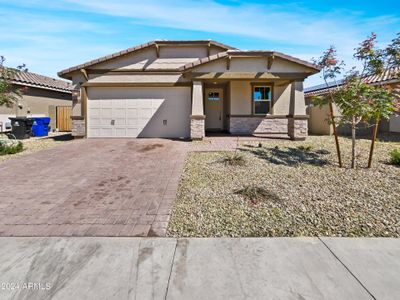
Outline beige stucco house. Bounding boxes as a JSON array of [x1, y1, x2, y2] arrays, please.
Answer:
[[305, 67, 400, 135], [0, 69, 72, 131], [58, 40, 320, 140]]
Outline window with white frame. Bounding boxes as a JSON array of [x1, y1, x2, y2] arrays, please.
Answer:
[[253, 86, 272, 114]]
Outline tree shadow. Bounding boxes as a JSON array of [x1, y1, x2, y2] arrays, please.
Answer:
[[240, 146, 330, 167]]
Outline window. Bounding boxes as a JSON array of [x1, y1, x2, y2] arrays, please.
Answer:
[[208, 92, 220, 101], [253, 86, 272, 114]]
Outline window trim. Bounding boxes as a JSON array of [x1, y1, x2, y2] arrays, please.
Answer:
[[251, 83, 274, 115]]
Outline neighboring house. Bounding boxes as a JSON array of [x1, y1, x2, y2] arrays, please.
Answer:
[[305, 67, 400, 135], [0, 68, 73, 132], [58, 40, 320, 140]]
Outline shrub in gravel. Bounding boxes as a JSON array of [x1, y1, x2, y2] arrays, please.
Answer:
[[222, 153, 246, 166], [235, 185, 281, 204], [297, 145, 313, 152], [390, 149, 400, 166], [0, 141, 24, 155]]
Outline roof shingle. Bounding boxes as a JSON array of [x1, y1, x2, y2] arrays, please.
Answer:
[[2, 67, 73, 93]]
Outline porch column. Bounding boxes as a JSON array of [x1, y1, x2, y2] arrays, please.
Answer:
[[71, 87, 86, 138], [190, 81, 205, 140], [288, 81, 308, 140]]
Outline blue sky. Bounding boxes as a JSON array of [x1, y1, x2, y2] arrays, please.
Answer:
[[1, 0, 399, 87]]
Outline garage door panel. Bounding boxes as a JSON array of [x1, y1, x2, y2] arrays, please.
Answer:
[[87, 87, 190, 138], [113, 108, 126, 118], [100, 128, 113, 136], [90, 118, 101, 125], [101, 108, 113, 118], [114, 118, 126, 125], [140, 108, 153, 118], [101, 100, 113, 108], [100, 118, 112, 125]]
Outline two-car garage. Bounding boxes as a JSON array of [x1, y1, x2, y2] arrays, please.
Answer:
[[87, 87, 191, 138]]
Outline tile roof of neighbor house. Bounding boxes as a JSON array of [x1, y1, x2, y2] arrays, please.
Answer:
[[58, 40, 237, 78], [305, 67, 400, 97], [58, 40, 320, 78], [1, 67, 73, 93]]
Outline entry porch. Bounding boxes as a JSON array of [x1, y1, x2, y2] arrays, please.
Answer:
[[190, 78, 309, 140]]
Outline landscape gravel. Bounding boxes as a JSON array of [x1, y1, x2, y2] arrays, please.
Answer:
[[168, 136, 400, 237], [0, 134, 73, 163]]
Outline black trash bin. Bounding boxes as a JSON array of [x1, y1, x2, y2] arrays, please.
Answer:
[[9, 117, 34, 139]]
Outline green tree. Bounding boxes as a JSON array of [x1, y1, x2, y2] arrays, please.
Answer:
[[314, 33, 399, 168], [0, 56, 28, 107]]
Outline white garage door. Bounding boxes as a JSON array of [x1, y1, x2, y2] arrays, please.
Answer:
[[87, 87, 190, 138]]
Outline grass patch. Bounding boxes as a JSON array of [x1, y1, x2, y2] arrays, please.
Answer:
[[0, 141, 24, 155]]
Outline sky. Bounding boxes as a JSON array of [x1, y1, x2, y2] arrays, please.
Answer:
[[0, 0, 399, 87]]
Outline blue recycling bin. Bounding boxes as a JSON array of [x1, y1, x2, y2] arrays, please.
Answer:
[[32, 117, 51, 137]]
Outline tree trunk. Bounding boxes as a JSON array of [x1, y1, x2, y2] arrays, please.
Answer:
[[367, 118, 379, 168], [351, 116, 356, 169], [329, 102, 343, 168]]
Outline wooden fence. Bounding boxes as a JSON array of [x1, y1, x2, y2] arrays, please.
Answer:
[[56, 106, 72, 132]]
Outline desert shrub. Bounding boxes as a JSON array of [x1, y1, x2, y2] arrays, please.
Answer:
[[0, 141, 24, 155], [235, 185, 281, 204], [297, 145, 313, 152], [390, 149, 400, 166], [222, 153, 246, 166]]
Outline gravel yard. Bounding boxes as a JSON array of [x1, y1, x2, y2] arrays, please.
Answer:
[[168, 135, 400, 237], [0, 133, 73, 163]]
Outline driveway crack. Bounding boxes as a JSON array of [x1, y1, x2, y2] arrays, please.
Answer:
[[318, 237, 376, 300], [164, 239, 178, 300]]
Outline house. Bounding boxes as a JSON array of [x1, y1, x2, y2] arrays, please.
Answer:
[[305, 67, 400, 135], [58, 40, 320, 140], [0, 69, 73, 132]]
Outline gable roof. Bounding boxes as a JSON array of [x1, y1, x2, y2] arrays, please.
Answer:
[[2, 67, 73, 93], [305, 67, 400, 97], [58, 40, 236, 78], [179, 50, 320, 72]]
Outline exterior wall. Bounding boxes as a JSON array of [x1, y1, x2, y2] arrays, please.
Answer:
[[273, 83, 291, 115], [230, 117, 289, 134], [308, 105, 332, 135], [91, 45, 225, 70], [228, 80, 307, 139], [230, 81, 252, 114], [288, 118, 308, 140], [0, 86, 71, 131], [194, 57, 313, 73], [71, 117, 85, 137], [389, 114, 400, 132], [190, 116, 205, 139]]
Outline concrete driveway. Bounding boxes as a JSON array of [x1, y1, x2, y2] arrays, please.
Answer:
[[0, 139, 187, 237], [1, 237, 399, 300]]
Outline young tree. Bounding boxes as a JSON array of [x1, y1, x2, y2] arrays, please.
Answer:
[[313, 47, 344, 167], [0, 56, 28, 107], [314, 33, 399, 168], [355, 33, 400, 168]]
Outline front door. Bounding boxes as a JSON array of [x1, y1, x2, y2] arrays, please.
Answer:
[[205, 88, 223, 131]]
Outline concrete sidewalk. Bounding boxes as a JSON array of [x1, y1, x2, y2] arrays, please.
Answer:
[[0, 238, 398, 300]]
